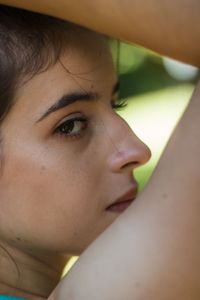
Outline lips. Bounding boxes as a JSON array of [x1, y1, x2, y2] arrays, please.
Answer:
[[106, 186, 138, 213]]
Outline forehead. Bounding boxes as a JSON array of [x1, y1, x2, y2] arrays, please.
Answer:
[[6, 29, 117, 124], [52, 29, 117, 91]]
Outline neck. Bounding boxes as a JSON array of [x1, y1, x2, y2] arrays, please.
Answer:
[[0, 241, 71, 299]]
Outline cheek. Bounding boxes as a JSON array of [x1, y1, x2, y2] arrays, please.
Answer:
[[0, 145, 102, 253]]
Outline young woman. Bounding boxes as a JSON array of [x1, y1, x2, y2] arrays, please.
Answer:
[[0, 5, 151, 299], [0, 2, 200, 300]]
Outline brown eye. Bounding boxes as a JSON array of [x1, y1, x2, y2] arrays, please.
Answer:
[[54, 117, 88, 138]]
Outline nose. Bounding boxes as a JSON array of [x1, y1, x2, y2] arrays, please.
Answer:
[[107, 115, 151, 173]]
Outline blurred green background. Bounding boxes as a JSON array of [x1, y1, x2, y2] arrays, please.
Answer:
[[63, 41, 199, 275], [111, 40, 199, 190]]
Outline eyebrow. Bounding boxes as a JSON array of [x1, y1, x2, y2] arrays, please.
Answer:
[[36, 80, 120, 123]]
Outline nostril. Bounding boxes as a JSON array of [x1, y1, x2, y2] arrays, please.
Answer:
[[121, 161, 139, 169]]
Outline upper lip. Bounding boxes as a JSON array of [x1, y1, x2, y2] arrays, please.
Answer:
[[106, 185, 138, 209]]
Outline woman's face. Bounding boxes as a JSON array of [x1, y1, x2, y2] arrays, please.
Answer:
[[0, 30, 151, 256]]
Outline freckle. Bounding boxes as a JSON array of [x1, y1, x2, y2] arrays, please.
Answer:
[[40, 165, 46, 174], [135, 281, 140, 288], [16, 237, 21, 241], [162, 193, 167, 199]]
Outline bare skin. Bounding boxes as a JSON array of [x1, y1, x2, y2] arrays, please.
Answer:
[[0, 0, 200, 66], [0, 1, 199, 300], [0, 29, 150, 299], [49, 81, 200, 300], [0, 242, 70, 299]]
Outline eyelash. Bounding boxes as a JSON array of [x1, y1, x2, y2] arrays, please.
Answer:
[[111, 98, 128, 110], [53, 99, 127, 140]]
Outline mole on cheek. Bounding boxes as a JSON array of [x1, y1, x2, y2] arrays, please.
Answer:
[[162, 193, 168, 199], [135, 281, 141, 288], [73, 231, 78, 237], [40, 165, 46, 174]]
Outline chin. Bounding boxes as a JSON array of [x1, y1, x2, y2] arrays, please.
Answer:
[[64, 218, 117, 255]]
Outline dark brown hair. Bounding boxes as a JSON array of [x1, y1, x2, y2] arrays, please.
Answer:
[[0, 5, 92, 275], [0, 5, 84, 124]]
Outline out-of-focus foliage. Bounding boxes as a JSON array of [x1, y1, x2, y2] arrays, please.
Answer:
[[110, 40, 199, 190]]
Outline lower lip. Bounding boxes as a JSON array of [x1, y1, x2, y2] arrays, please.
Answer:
[[106, 199, 134, 213]]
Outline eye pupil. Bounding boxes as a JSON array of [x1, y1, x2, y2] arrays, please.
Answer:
[[54, 117, 88, 139], [61, 121, 74, 133]]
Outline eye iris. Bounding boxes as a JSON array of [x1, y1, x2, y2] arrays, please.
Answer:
[[61, 120, 75, 134], [54, 116, 87, 139], [59, 119, 87, 136]]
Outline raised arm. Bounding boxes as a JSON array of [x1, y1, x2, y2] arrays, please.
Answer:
[[49, 81, 200, 300], [0, 0, 200, 66]]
